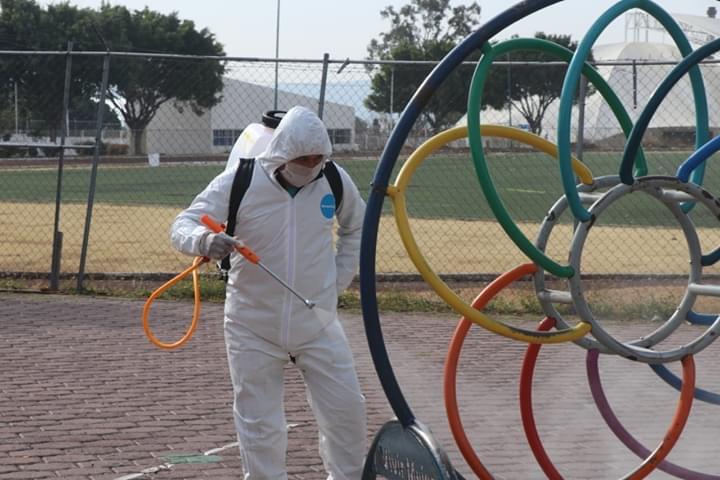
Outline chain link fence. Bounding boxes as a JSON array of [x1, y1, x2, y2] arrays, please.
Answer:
[[1, 50, 720, 312]]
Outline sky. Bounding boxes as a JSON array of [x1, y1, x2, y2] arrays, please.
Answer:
[[37, 0, 714, 60]]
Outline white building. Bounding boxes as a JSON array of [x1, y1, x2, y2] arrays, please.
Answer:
[[458, 12, 720, 147], [145, 78, 356, 155], [581, 38, 720, 144]]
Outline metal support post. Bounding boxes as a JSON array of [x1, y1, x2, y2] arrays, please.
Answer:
[[632, 59, 638, 109], [318, 53, 329, 119], [77, 52, 110, 292], [50, 41, 73, 291], [273, 0, 280, 109], [575, 75, 587, 162]]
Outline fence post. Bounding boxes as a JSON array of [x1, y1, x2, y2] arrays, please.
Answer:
[[575, 75, 587, 162], [507, 53, 512, 126], [14, 81, 18, 134], [76, 51, 111, 291], [632, 59, 637, 109], [49, 41, 74, 291], [390, 66, 395, 126], [273, 0, 281, 110], [318, 53, 329, 119]]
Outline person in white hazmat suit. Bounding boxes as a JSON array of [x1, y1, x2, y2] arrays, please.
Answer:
[[170, 105, 367, 479]]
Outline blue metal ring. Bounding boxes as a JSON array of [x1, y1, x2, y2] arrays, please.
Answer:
[[651, 363, 720, 405], [359, 0, 563, 427], [677, 134, 720, 183], [619, 37, 719, 191]]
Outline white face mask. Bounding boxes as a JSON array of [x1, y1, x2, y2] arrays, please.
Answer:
[[281, 161, 323, 187]]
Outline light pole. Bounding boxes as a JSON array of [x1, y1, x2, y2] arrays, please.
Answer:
[[389, 67, 395, 127], [273, 0, 280, 109], [14, 81, 18, 134]]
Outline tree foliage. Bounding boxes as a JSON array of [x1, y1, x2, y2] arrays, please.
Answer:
[[0, 0, 99, 139], [365, 3, 593, 137], [365, 0, 481, 132], [90, 5, 226, 153], [0, 0, 225, 153], [482, 33, 593, 136]]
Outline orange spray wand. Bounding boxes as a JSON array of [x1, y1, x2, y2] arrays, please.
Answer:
[[200, 214, 316, 309]]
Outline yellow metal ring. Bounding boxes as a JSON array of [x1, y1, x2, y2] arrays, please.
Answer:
[[391, 124, 592, 343]]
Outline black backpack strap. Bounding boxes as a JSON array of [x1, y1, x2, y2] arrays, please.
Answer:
[[219, 158, 255, 279], [322, 161, 344, 212]]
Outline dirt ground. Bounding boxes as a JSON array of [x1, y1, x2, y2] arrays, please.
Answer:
[[3, 200, 719, 276]]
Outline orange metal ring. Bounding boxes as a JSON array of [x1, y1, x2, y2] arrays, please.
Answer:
[[519, 317, 695, 479], [444, 263, 537, 479]]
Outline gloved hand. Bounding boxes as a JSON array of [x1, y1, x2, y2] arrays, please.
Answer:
[[200, 232, 237, 259]]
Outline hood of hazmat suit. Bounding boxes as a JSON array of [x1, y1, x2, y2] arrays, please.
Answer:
[[256, 106, 332, 176]]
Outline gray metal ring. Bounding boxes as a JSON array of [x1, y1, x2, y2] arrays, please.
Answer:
[[534, 176, 619, 355], [534, 175, 720, 362]]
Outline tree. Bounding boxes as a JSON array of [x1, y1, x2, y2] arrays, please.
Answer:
[[355, 116, 368, 135], [0, 0, 98, 140], [90, 5, 226, 154], [707, 7, 717, 18], [482, 32, 592, 136], [0, 0, 226, 154], [69, 97, 122, 129], [365, 0, 482, 132]]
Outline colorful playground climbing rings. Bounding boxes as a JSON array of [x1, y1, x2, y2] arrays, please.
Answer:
[[359, 0, 718, 476]]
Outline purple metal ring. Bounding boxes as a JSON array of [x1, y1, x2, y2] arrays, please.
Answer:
[[587, 349, 716, 479]]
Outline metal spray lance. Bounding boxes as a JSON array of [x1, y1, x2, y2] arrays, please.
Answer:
[[201, 214, 316, 309]]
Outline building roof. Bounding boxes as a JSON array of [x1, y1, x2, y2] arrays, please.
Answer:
[[624, 11, 719, 48], [592, 41, 682, 62], [672, 13, 720, 42]]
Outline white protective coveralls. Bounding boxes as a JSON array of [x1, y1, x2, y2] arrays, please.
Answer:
[[170, 106, 367, 480], [224, 122, 275, 173]]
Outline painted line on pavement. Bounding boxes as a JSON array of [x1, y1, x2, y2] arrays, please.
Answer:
[[113, 441, 240, 480]]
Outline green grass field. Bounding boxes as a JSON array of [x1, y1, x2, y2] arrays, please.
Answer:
[[2, 149, 718, 227]]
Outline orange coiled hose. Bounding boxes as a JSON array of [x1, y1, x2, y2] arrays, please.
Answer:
[[142, 255, 209, 350]]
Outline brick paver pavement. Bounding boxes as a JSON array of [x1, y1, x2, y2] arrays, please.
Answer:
[[2, 292, 720, 479]]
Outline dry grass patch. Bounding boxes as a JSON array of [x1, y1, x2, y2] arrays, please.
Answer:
[[1, 201, 715, 279]]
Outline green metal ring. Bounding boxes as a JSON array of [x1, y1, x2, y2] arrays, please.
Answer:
[[467, 37, 643, 278], [556, 0, 709, 222]]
